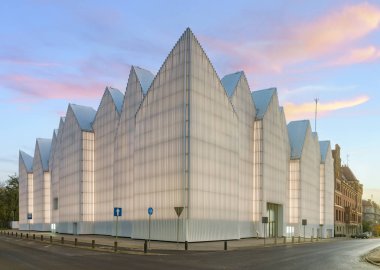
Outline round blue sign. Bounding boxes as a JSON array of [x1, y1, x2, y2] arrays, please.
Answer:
[[148, 207, 153, 215]]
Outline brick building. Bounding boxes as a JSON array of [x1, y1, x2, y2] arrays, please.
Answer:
[[332, 144, 363, 236]]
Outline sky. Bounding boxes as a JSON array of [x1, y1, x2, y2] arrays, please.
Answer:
[[0, 1, 379, 201]]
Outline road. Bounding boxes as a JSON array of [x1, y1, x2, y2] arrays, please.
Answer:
[[0, 235, 379, 269]]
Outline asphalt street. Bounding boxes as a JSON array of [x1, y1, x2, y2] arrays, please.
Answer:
[[0, 235, 379, 269]]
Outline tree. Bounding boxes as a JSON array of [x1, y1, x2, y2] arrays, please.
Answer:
[[0, 174, 19, 228]]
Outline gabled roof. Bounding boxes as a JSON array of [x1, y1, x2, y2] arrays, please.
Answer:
[[133, 66, 154, 95], [36, 138, 52, 171], [221, 71, 243, 97], [69, 104, 96, 132], [287, 120, 310, 159], [107, 87, 124, 114], [251, 88, 277, 119], [319, 140, 330, 163], [19, 151, 33, 173], [341, 166, 359, 182]]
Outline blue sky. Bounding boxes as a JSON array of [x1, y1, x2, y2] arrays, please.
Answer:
[[0, 1, 379, 200]]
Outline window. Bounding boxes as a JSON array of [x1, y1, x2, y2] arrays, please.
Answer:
[[53, 197, 58, 210]]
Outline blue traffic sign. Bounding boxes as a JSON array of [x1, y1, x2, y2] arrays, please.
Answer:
[[148, 207, 153, 216], [114, 207, 122, 217], [27, 213, 32, 220]]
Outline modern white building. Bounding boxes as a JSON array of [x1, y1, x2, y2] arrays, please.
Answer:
[[93, 87, 124, 235], [221, 71, 256, 238], [319, 141, 334, 238], [18, 151, 33, 230], [18, 28, 335, 240], [58, 104, 96, 234], [251, 88, 290, 238], [288, 120, 321, 238], [114, 66, 154, 237], [50, 117, 65, 233], [32, 138, 52, 231]]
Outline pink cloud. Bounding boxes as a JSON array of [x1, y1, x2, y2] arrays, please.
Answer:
[[1, 74, 105, 101], [328, 46, 380, 66], [202, 3, 380, 74], [284, 95, 369, 121]]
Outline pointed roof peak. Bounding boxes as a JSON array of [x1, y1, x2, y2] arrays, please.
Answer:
[[132, 66, 155, 95], [319, 140, 331, 163], [36, 138, 52, 171], [287, 120, 311, 159], [69, 103, 96, 132], [252, 87, 277, 119], [221, 71, 244, 97], [19, 150, 33, 173], [105, 86, 124, 113]]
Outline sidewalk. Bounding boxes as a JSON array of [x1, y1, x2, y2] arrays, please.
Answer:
[[1, 229, 340, 254], [366, 247, 380, 266]]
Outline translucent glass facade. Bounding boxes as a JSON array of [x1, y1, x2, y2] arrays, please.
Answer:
[[50, 118, 64, 229], [288, 121, 321, 237], [114, 67, 150, 237], [32, 139, 51, 231], [252, 91, 290, 237], [18, 28, 337, 242], [319, 141, 334, 238], [93, 88, 123, 235], [18, 151, 33, 230], [228, 74, 256, 238], [187, 34, 239, 241], [59, 105, 95, 234]]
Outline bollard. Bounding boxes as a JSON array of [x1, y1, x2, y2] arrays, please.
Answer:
[[144, 240, 147, 253], [185, 241, 188, 251], [224, 240, 227, 251], [274, 237, 277, 245], [33, 234, 35, 240], [292, 236, 294, 244], [21, 233, 23, 238], [50, 236, 52, 244], [283, 236, 286, 244], [311, 236, 313, 242], [26, 233, 29, 239], [41, 235, 43, 241], [16, 232, 18, 237], [75, 238, 78, 246], [92, 240, 95, 249], [61, 237, 64, 244], [316, 236, 319, 242], [298, 236, 300, 243], [114, 241, 118, 252]]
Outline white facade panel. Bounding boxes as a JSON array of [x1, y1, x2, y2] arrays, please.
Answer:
[[133, 34, 187, 241], [188, 35, 239, 241], [253, 92, 290, 237], [229, 74, 256, 238], [93, 89, 121, 235]]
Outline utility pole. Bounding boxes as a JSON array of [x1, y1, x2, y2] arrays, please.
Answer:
[[314, 98, 319, 132]]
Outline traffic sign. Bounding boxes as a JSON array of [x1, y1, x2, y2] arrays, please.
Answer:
[[174, 207, 184, 217], [114, 207, 122, 217], [148, 207, 153, 216], [27, 213, 32, 220]]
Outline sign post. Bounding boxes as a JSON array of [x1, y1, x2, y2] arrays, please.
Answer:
[[148, 207, 153, 248], [262, 217, 268, 246], [302, 219, 307, 242], [174, 207, 184, 244], [114, 207, 122, 241], [27, 213, 32, 232]]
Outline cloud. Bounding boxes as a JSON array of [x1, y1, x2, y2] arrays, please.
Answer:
[[1, 74, 105, 101], [284, 95, 369, 120], [328, 46, 380, 66], [202, 2, 380, 74]]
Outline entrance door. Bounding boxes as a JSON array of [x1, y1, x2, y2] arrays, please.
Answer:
[[267, 203, 279, 237]]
